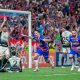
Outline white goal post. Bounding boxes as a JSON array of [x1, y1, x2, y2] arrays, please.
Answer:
[[0, 9, 32, 68]]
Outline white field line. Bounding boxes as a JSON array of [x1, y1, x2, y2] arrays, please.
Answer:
[[8, 73, 78, 77]]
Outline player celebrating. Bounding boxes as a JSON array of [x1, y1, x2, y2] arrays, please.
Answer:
[[0, 17, 10, 69], [69, 31, 80, 71], [61, 26, 72, 68], [77, 52, 80, 72], [78, 30, 80, 72], [32, 30, 54, 71]]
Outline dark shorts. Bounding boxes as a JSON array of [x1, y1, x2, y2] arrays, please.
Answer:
[[37, 48, 49, 61], [70, 49, 80, 57]]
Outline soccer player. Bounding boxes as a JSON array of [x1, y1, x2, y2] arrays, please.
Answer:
[[77, 30, 80, 72], [0, 17, 10, 69], [61, 26, 72, 68], [69, 31, 80, 71], [77, 50, 80, 72], [77, 54, 80, 72], [8, 51, 22, 72], [31, 30, 55, 71]]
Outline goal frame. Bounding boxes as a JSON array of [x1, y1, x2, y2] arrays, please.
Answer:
[[0, 9, 32, 68]]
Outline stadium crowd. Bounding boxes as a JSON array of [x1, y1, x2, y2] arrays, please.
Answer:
[[0, 0, 80, 72], [0, 0, 80, 40]]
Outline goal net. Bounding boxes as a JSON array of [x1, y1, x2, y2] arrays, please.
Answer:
[[0, 9, 32, 68]]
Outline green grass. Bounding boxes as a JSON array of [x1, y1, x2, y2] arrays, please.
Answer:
[[0, 67, 80, 80]]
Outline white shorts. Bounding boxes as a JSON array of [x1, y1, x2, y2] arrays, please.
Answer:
[[62, 47, 70, 53], [0, 46, 10, 56]]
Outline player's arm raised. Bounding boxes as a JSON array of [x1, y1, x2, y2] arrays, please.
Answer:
[[0, 16, 7, 32], [0, 16, 7, 28]]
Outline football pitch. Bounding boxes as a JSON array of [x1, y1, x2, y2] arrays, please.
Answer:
[[0, 67, 80, 80]]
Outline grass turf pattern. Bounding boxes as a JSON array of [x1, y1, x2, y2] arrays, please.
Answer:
[[0, 67, 80, 80]]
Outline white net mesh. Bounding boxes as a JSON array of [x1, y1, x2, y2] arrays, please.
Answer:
[[0, 9, 32, 68]]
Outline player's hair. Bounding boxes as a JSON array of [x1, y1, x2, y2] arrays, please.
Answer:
[[11, 51, 16, 56], [65, 26, 70, 30], [72, 30, 76, 33], [2, 25, 7, 28], [34, 30, 39, 33], [72, 30, 77, 36]]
